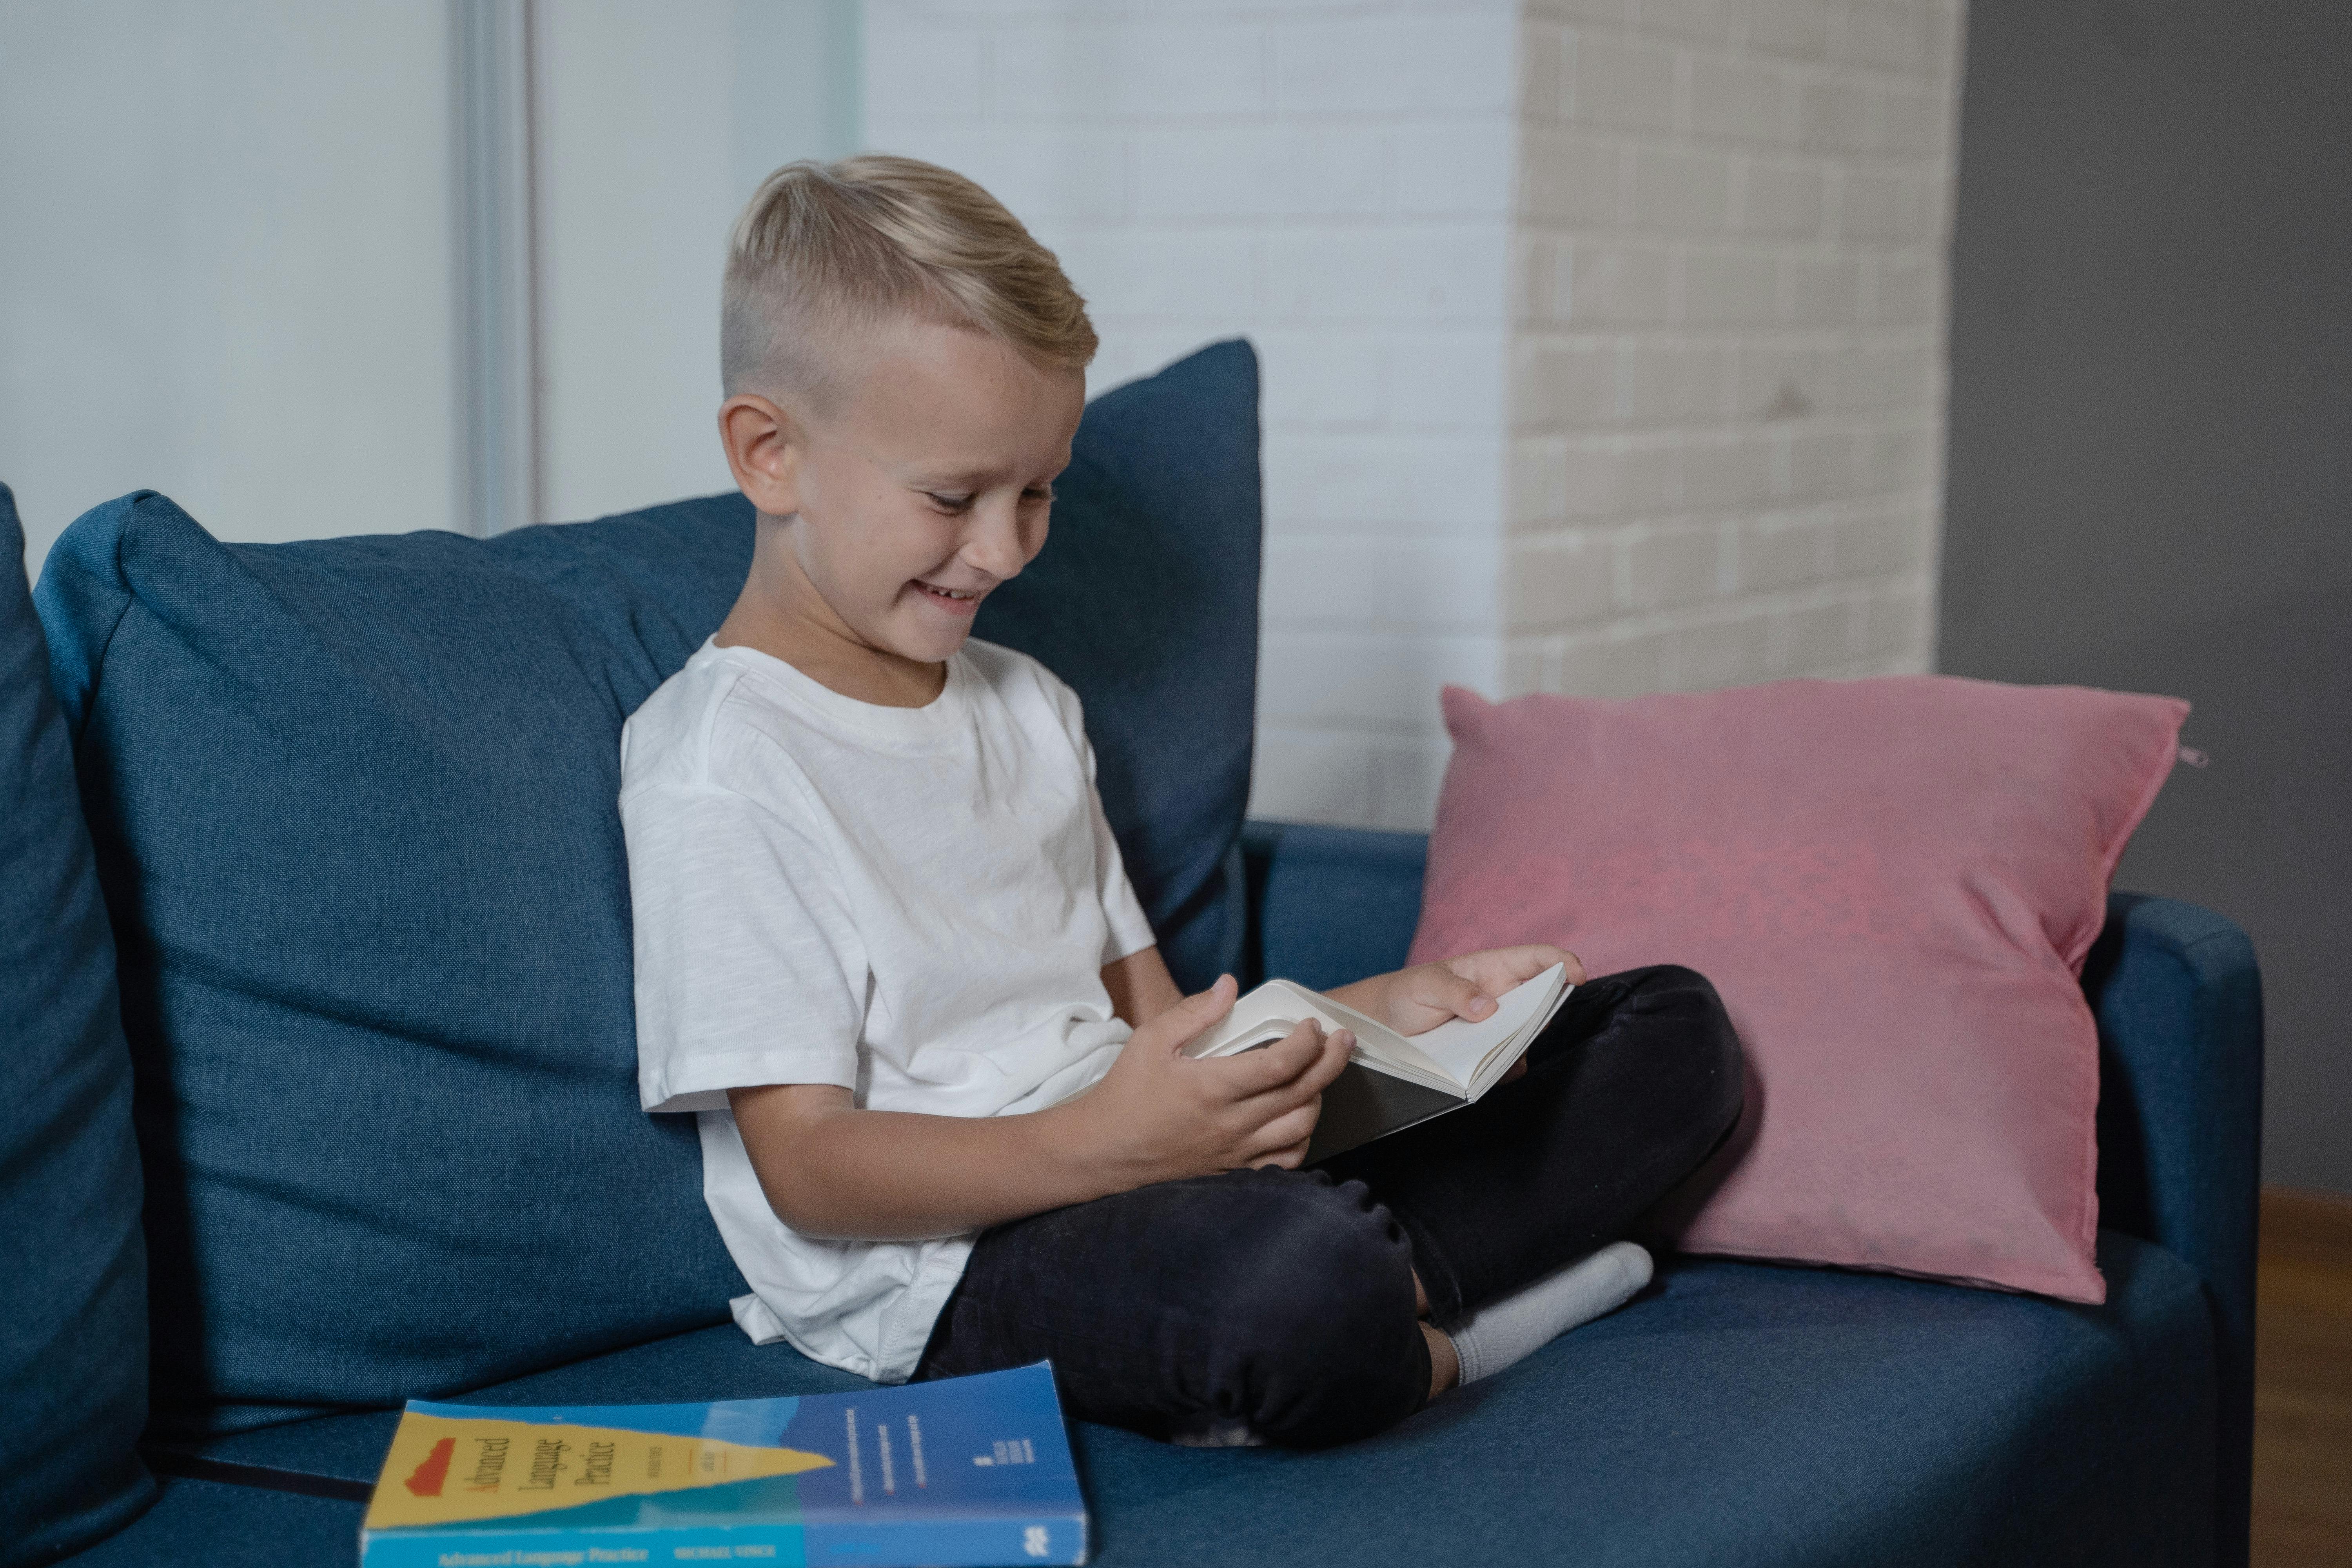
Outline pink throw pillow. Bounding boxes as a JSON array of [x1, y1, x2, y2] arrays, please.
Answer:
[[1411, 677, 2187, 1303]]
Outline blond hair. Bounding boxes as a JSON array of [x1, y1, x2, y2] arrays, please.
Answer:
[[722, 155, 1097, 406]]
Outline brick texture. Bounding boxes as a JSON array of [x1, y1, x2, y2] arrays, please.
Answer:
[[1511, 0, 1962, 706], [862, 0, 1964, 830]]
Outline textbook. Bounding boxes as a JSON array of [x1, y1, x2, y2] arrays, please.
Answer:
[[1185, 963, 1574, 1161], [358, 1362, 1085, 1568]]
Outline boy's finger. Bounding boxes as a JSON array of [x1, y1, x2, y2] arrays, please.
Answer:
[[1202, 1018, 1327, 1101], [1414, 966, 1495, 1022], [1302, 1025, 1354, 1095], [1228, 1018, 1329, 1091], [1247, 1101, 1321, 1160], [1499, 944, 1583, 985], [1235, 1024, 1352, 1112]]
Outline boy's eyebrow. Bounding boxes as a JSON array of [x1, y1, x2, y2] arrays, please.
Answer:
[[909, 462, 1068, 490]]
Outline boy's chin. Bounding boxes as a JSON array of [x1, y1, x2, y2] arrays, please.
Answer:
[[875, 613, 974, 668]]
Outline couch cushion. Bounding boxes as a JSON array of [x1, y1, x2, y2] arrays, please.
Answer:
[[33, 341, 1263, 1434], [0, 485, 155, 1561], [1078, 1234, 2213, 1568], [58, 1474, 361, 1568], [163, 1234, 2211, 1568], [38, 493, 754, 1437]]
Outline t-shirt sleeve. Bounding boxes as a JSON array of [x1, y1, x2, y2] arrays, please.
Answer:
[[624, 779, 866, 1114], [1050, 688, 1157, 967]]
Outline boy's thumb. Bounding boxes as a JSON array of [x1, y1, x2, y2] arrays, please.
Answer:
[[1185, 974, 1238, 1014], [1165, 974, 1238, 1034], [1424, 968, 1492, 1018]]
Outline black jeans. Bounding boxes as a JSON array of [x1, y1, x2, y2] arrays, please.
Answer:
[[914, 965, 1744, 1448]]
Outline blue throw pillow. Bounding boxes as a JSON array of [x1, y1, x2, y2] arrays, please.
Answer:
[[34, 340, 1262, 1432], [0, 485, 154, 1562]]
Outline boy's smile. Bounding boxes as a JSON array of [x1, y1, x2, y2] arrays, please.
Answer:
[[713, 316, 1087, 708], [915, 581, 983, 610]]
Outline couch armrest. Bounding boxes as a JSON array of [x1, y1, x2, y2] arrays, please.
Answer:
[[2084, 891, 2263, 1566], [1238, 821, 1428, 991]]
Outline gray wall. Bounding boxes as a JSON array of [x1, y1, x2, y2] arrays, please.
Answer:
[[1941, 2, 2351, 1192]]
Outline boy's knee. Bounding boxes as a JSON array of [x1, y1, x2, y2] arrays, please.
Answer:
[[1204, 1173, 1410, 1350], [1185, 1172, 1426, 1448], [1614, 964, 1746, 1148]]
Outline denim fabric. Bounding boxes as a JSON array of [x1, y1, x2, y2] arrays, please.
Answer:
[[920, 1168, 1430, 1448], [977, 340, 1261, 991], [30, 342, 1265, 1434], [0, 486, 155, 1564], [915, 967, 1742, 1447]]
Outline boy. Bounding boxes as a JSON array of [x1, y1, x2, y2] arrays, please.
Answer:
[[622, 156, 1742, 1448]]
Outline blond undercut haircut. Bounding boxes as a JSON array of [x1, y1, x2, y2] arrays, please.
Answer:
[[722, 155, 1098, 408]]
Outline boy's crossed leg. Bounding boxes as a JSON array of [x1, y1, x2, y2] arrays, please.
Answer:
[[916, 965, 1744, 1448]]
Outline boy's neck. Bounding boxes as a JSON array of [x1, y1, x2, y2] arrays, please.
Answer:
[[713, 525, 949, 710]]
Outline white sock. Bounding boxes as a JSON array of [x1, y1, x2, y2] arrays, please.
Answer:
[[1444, 1241, 1653, 1386]]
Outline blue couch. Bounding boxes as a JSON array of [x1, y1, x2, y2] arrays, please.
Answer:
[[45, 858, 2266, 1568], [4, 343, 2258, 1566]]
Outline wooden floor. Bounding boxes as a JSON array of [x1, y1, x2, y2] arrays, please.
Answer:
[[2254, 1186, 2352, 1566]]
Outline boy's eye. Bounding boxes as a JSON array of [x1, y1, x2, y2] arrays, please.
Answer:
[[924, 488, 1053, 511]]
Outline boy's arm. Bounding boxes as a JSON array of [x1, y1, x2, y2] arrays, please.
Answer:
[[1100, 944, 1183, 1026], [728, 976, 1352, 1241]]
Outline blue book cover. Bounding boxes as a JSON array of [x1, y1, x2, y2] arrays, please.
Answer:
[[358, 1362, 1085, 1567]]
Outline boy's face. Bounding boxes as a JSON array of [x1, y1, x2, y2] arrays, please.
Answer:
[[723, 318, 1087, 670]]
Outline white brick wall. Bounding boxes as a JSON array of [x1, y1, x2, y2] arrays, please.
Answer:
[[862, 0, 1964, 829], [1510, 0, 1962, 701]]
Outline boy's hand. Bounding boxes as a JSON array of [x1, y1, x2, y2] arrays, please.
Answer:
[[1071, 975, 1354, 1181], [1342, 945, 1584, 1040]]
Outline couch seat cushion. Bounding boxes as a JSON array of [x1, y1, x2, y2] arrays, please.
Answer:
[[156, 1234, 2213, 1568], [58, 1473, 362, 1568]]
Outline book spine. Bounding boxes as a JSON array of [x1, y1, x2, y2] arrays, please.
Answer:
[[359, 1511, 1088, 1568]]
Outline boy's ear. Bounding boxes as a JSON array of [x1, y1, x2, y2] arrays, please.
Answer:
[[718, 393, 804, 518]]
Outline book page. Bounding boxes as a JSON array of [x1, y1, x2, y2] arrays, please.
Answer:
[[1171, 968, 1572, 1150], [1181, 981, 1329, 1057], [1182, 981, 1459, 1088]]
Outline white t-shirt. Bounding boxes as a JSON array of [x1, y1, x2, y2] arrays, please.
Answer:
[[620, 637, 1158, 1383]]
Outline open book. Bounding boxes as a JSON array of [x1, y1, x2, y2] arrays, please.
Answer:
[[1184, 964, 1574, 1162]]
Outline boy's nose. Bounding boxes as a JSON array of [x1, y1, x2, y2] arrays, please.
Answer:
[[963, 500, 1038, 579]]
